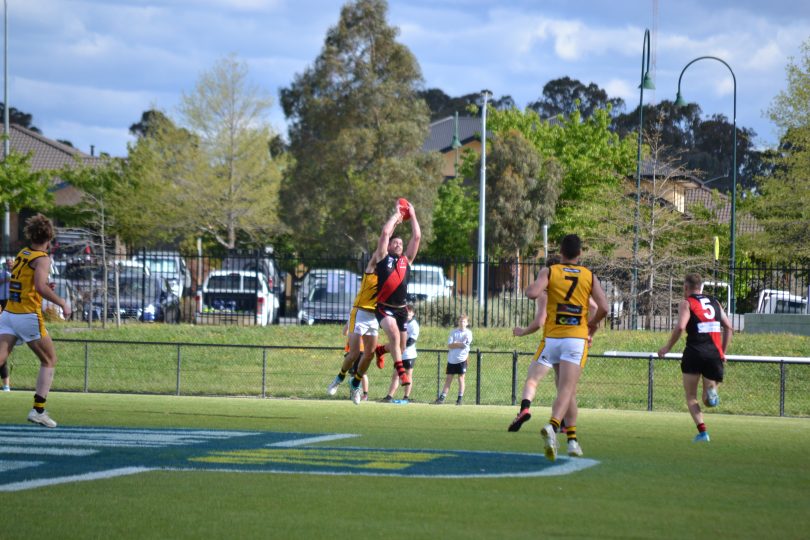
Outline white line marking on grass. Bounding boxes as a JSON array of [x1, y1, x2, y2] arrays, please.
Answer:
[[0, 467, 155, 492], [0, 446, 98, 456], [164, 456, 600, 479], [267, 434, 360, 447], [0, 460, 43, 473]]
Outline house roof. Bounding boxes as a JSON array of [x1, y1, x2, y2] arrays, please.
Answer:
[[423, 115, 486, 153], [3, 123, 99, 172], [685, 186, 759, 234]]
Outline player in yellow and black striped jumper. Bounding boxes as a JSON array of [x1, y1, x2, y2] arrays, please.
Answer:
[[524, 234, 608, 461], [326, 209, 403, 403], [0, 214, 72, 427]]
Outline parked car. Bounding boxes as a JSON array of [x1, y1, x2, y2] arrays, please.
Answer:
[[65, 259, 150, 300], [221, 255, 285, 298], [195, 270, 278, 326], [755, 289, 808, 314], [297, 269, 360, 325], [406, 264, 453, 302], [132, 252, 191, 298], [83, 274, 180, 323]]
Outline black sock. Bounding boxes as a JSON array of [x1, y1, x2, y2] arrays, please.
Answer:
[[34, 394, 46, 413], [520, 399, 531, 411]]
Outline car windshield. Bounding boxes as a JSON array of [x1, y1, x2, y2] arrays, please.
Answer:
[[106, 277, 153, 296], [411, 269, 442, 284], [307, 274, 357, 303], [207, 274, 262, 290], [775, 299, 806, 314], [142, 258, 177, 273]]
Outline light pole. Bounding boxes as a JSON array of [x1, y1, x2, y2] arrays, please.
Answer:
[[631, 29, 655, 330], [2, 0, 9, 257], [477, 90, 491, 308], [675, 56, 737, 313]]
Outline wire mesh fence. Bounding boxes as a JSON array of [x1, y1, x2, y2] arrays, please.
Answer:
[[4, 339, 809, 417]]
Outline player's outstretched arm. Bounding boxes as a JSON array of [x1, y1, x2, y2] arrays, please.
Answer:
[[404, 202, 421, 263], [373, 207, 403, 264]]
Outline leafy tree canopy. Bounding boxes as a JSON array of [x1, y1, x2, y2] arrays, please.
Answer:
[[279, 0, 442, 258]]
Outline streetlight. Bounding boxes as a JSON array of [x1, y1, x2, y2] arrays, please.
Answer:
[[631, 28, 655, 330], [2, 0, 9, 257], [451, 111, 462, 177], [477, 90, 491, 308], [675, 56, 737, 314]]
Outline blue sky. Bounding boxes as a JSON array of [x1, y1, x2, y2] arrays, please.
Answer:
[[7, 0, 810, 157]]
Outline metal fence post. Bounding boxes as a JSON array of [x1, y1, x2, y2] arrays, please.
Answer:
[[436, 351, 441, 399], [176, 345, 182, 396], [647, 354, 654, 411], [779, 361, 786, 417], [84, 341, 89, 393], [262, 349, 267, 399], [511, 351, 518, 406], [475, 349, 481, 405]]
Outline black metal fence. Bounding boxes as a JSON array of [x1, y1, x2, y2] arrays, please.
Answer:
[[45, 246, 810, 331], [5, 339, 809, 417]]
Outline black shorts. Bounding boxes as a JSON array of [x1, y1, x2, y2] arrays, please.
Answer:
[[681, 349, 724, 383], [376, 304, 408, 331], [402, 358, 416, 370], [446, 361, 467, 375]]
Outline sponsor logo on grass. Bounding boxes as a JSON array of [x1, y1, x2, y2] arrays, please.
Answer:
[[0, 426, 598, 491]]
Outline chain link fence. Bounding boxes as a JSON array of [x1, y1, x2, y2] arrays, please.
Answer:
[[4, 339, 808, 417]]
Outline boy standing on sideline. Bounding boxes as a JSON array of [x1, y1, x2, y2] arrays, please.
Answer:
[[382, 304, 418, 403], [434, 314, 472, 405], [658, 273, 733, 442], [0, 214, 72, 427]]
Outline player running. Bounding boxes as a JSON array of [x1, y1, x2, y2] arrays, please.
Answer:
[[525, 234, 608, 461], [658, 273, 733, 443], [0, 214, 72, 427]]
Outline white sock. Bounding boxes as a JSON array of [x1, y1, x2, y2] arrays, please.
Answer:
[[35, 366, 55, 398]]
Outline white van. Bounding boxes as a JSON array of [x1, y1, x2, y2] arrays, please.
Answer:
[[755, 289, 808, 314], [407, 264, 453, 301]]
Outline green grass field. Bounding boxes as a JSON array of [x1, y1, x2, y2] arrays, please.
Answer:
[[2, 323, 809, 538], [1, 391, 809, 539], [4, 323, 809, 415]]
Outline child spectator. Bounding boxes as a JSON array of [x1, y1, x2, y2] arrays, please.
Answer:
[[434, 314, 472, 405]]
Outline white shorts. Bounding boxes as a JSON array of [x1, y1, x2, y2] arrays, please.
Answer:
[[533, 337, 588, 368], [0, 310, 47, 344], [350, 308, 379, 337]]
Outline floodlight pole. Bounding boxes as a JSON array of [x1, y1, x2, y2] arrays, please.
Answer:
[[3, 0, 9, 257], [632, 29, 654, 331], [477, 90, 491, 307], [675, 56, 737, 314]]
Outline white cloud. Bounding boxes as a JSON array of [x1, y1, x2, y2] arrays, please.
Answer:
[[604, 79, 635, 102]]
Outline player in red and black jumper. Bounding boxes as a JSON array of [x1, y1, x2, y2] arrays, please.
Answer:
[[375, 200, 420, 387], [658, 273, 733, 442]]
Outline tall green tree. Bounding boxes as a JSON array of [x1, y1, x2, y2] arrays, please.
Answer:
[[0, 150, 53, 213], [485, 105, 636, 253], [279, 0, 443, 257], [748, 39, 810, 263], [124, 57, 285, 249], [480, 130, 562, 260], [179, 55, 284, 249], [423, 174, 477, 260], [528, 77, 625, 120]]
